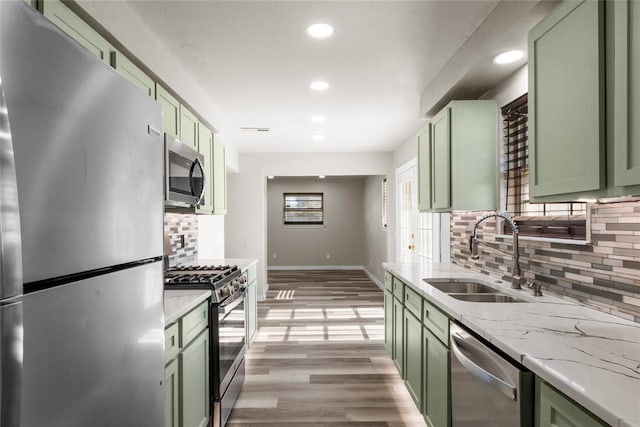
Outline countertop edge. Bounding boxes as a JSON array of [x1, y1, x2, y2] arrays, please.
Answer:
[[164, 289, 211, 326], [382, 261, 638, 427]]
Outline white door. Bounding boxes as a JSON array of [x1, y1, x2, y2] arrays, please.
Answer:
[[396, 160, 418, 262]]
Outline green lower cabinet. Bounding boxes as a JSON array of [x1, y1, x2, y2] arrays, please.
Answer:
[[536, 379, 605, 427], [180, 330, 210, 427], [165, 359, 180, 427], [40, 0, 112, 63], [403, 310, 423, 408], [423, 327, 450, 427], [384, 290, 393, 354], [392, 297, 404, 375]]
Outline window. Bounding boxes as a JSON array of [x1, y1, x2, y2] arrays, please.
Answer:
[[283, 193, 324, 225], [502, 94, 586, 239], [381, 178, 388, 229]]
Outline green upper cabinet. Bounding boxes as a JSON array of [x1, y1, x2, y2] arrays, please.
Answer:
[[418, 124, 432, 212], [110, 51, 154, 97], [528, 0, 605, 199], [180, 105, 199, 151], [430, 107, 451, 210], [156, 84, 180, 139], [419, 100, 497, 212], [196, 124, 214, 214], [613, 0, 640, 188], [213, 135, 227, 215], [40, 0, 112, 63]]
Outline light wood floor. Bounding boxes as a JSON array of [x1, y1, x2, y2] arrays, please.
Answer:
[[227, 270, 426, 426]]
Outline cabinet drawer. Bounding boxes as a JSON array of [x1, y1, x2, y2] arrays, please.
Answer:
[[384, 271, 393, 291], [422, 300, 449, 346], [404, 286, 422, 320], [180, 301, 209, 347], [392, 277, 404, 301], [246, 264, 257, 284], [165, 322, 179, 362]]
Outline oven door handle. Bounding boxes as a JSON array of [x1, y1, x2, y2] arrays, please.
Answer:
[[219, 288, 246, 315]]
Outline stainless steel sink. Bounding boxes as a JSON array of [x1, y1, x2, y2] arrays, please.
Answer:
[[449, 294, 526, 303], [423, 278, 528, 303], [423, 278, 499, 294]]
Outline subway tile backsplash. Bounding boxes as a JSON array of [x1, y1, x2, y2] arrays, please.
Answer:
[[164, 212, 198, 267], [450, 201, 640, 322]]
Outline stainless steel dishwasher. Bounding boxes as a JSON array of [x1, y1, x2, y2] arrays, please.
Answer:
[[450, 322, 533, 426]]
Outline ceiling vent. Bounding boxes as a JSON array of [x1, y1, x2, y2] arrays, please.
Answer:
[[240, 127, 270, 132]]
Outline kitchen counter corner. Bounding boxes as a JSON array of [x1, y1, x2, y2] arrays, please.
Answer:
[[164, 289, 211, 326]]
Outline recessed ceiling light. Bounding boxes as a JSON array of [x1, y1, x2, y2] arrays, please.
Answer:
[[267, 176, 275, 179], [310, 81, 329, 91], [306, 23, 335, 39], [318, 175, 326, 179], [311, 115, 326, 122], [493, 50, 524, 65], [312, 135, 325, 141]]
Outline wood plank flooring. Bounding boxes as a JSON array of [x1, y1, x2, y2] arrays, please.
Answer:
[[227, 270, 426, 426]]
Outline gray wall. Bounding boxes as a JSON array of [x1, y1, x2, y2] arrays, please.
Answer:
[[363, 176, 388, 282], [267, 177, 365, 267]]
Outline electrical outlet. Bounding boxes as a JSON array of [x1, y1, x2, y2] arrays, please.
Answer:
[[272, 253, 277, 259], [326, 253, 331, 259]]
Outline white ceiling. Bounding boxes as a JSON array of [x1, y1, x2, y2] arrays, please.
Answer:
[[127, 1, 504, 153]]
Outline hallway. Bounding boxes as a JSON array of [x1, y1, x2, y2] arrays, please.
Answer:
[[227, 269, 426, 426]]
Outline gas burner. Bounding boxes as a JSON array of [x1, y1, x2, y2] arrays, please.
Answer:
[[164, 264, 243, 302]]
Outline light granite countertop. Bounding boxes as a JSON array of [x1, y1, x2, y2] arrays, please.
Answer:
[[163, 258, 258, 326], [164, 289, 211, 326], [383, 261, 640, 427]]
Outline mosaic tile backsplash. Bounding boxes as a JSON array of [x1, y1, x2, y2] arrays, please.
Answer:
[[164, 212, 198, 267], [451, 201, 640, 322]]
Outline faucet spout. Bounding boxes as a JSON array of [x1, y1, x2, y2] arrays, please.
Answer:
[[469, 212, 526, 290]]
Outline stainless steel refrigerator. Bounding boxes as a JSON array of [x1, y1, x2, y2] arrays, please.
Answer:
[[1, 1, 165, 426]]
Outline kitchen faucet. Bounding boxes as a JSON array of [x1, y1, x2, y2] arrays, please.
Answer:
[[469, 212, 537, 293]]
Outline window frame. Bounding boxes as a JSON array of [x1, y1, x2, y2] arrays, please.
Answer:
[[282, 192, 324, 225], [501, 94, 587, 240]]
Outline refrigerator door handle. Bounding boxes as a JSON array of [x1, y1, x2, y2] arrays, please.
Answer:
[[450, 331, 517, 401], [0, 75, 24, 300]]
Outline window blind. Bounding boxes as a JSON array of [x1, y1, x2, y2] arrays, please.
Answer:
[[283, 193, 324, 224], [501, 94, 587, 239]]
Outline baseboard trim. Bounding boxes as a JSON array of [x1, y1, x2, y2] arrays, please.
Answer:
[[362, 267, 384, 290], [266, 265, 385, 290], [267, 265, 364, 271]]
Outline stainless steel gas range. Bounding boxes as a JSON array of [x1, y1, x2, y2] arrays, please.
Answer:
[[165, 264, 247, 427]]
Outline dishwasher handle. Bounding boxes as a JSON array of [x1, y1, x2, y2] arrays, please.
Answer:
[[450, 332, 517, 401]]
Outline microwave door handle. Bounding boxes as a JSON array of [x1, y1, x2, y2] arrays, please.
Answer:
[[450, 333, 517, 401], [189, 158, 206, 205]]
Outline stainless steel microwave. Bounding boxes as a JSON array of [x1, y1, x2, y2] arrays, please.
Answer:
[[164, 134, 206, 207]]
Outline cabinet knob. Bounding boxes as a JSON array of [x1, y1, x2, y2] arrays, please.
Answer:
[[408, 245, 415, 250]]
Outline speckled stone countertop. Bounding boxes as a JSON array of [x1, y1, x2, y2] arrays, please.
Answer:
[[383, 261, 640, 427], [163, 258, 258, 326]]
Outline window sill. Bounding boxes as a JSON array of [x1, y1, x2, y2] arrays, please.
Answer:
[[495, 234, 591, 245], [282, 224, 326, 229]]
